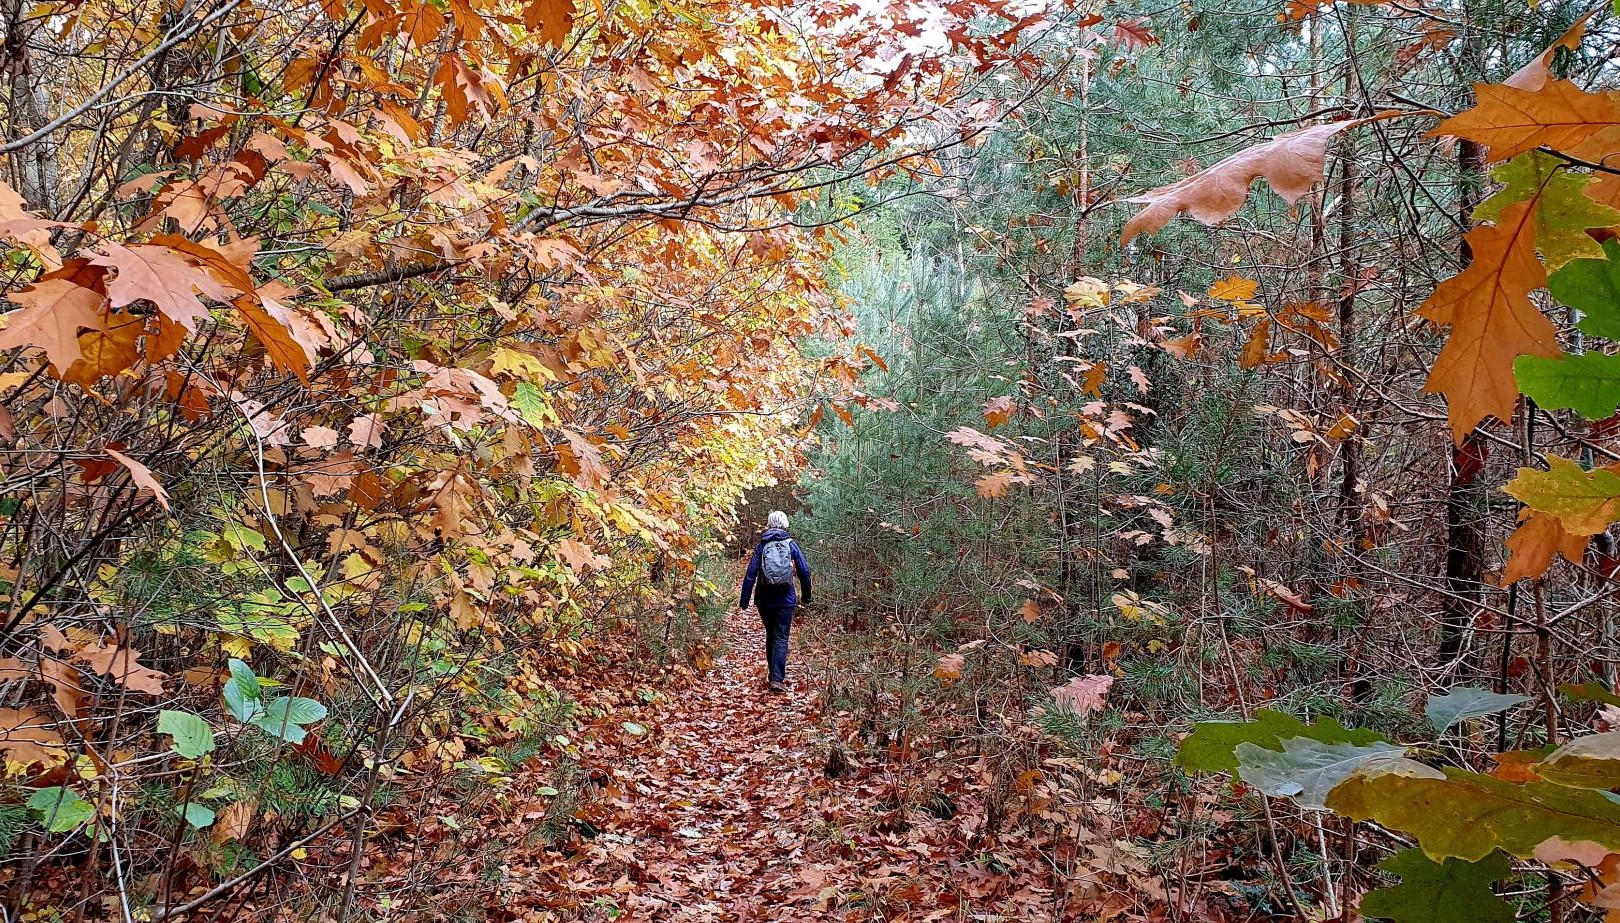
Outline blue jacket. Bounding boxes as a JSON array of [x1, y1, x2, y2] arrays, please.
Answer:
[[740, 528, 812, 610]]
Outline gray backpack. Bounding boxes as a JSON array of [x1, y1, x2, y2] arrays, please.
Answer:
[[761, 539, 795, 586]]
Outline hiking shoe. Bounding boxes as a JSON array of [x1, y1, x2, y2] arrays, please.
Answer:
[[768, 681, 786, 695]]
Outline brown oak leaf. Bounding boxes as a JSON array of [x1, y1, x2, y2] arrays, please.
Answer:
[[1122, 120, 1363, 244]]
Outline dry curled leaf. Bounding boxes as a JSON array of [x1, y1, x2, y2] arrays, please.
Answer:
[[1122, 120, 1364, 244]]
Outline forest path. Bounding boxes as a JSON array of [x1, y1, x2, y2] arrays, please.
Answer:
[[498, 609, 1079, 922], [535, 607, 851, 920]]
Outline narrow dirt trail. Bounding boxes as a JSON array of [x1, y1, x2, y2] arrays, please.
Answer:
[[500, 609, 1071, 922], [557, 608, 836, 920]]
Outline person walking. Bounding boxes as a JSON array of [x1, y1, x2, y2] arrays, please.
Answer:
[[739, 510, 812, 695]]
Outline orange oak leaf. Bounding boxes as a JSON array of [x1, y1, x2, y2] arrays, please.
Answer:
[[40, 658, 85, 718], [1505, 14, 1591, 93], [554, 537, 607, 575], [559, 428, 609, 489], [302, 425, 340, 449], [524, 0, 577, 46], [1052, 674, 1113, 716], [983, 395, 1015, 429], [73, 639, 166, 694], [1502, 509, 1589, 584], [401, 0, 446, 49], [0, 707, 66, 769], [89, 241, 232, 331], [1122, 120, 1362, 244], [1431, 80, 1620, 164], [975, 471, 1015, 498], [235, 294, 314, 382], [1418, 199, 1558, 438], [62, 310, 145, 387], [104, 447, 170, 510], [0, 657, 84, 718], [0, 273, 109, 370]]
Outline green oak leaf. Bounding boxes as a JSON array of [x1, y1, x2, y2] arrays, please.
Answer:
[[156, 709, 215, 759], [1548, 239, 1620, 338], [1176, 708, 1386, 774], [1502, 455, 1620, 536], [1361, 848, 1514, 923], [1327, 761, 1620, 861], [1425, 686, 1530, 734], [1562, 681, 1620, 708], [1476, 151, 1620, 270], [1515, 352, 1620, 420], [1537, 731, 1620, 789], [512, 382, 555, 428]]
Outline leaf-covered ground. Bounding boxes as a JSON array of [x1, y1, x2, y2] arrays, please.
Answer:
[[481, 608, 1107, 922]]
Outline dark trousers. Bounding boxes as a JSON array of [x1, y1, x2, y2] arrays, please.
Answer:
[[759, 606, 795, 684]]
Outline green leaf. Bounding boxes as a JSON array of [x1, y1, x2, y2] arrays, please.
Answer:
[[512, 382, 556, 428], [1562, 681, 1620, 708], [1502, 455, 1620, 536], [1176, 708, 1387, 774], [1425, 687, 1530, 734], [227, 659, 260, 698], [1516, 351, 1620, 420], [1327, 761, 1620, 861], [157, 709, 215, 759], [1516, 352, 1620, 420], [1549, 239, 1620, 338], [1476, 151, 1620, 270], [1234, 737, 1406, 810], [181, 803, 216, 829], [261, 696, 327, 726], [223, 659, 262, 723], [621, 721, 647, 736], [1537, 731, 1620, 789], [1361, 848, 1514, 923], [250, 713, 308, 744], [219, 522, 267, 552], [27, 787, 94, 834]]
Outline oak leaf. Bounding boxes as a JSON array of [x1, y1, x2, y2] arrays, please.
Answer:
[[105, 448, 170, 511], [1431, 80, 1620, 164], [1503, 455, 1620, 536], [524, 0, 577, 46], [1503, 509, 1588, 584], [1122, 120, 1362, 244], [74, 639, 166, 694], [1052, 674, 1113, 716], [235, 294, 314, 382], [346, 413, 385, 450], [89, 241, 232, 331], [62, 310, 145, 387], [1505, 14, 1591, 92], [554, 537, 607, 575], [0, 707, 65, 770], [983, 395, 1015, 429], [1418, 200, 1558, 438], [1208, 276, 1258, 302], [0, 274, 109, 370], [1475, 151, 1620, 271], [301, 425, 340, 449]]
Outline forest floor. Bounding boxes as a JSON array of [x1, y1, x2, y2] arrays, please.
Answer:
[[483, 608, 1087, 922]]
